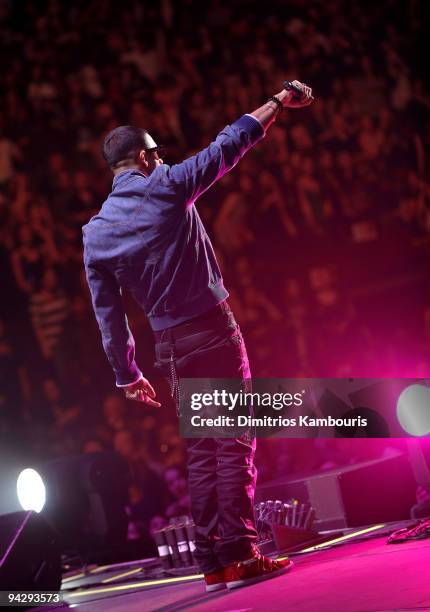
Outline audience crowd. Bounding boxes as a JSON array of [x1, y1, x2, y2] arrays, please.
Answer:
[[1, 0, 429, 540]]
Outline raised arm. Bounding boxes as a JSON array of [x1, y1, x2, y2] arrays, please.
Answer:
[[168, 80, 313, 204]]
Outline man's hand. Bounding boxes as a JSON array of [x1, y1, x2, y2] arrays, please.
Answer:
[[123, 377, 161, 407], [282, 80, 314, 108], [250, 79, 314, 130]]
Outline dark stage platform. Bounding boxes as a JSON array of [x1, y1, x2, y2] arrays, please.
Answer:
[[37, 523, 430, 612]]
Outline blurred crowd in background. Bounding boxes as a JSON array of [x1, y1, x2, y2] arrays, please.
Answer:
[[1, 0, 430, 543]]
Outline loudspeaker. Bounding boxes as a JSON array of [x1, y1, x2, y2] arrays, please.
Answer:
[[256, 452, 417, 530], [0, 511, 61, 591]]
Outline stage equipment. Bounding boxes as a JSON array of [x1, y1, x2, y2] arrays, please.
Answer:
[[255, 499, 318, 551], [256, 452, 417, 530], [397, 383, 430, 436], [153, 517, 196, 570], [387, 518, 430, 543], [16, 452, 130, 556], [153, 529, 173, 570], [16, 468, 46, 513], [0, 510, 61, 591], [255, 499, 316, 530], [164, 526, 182, 568], [406, 438, 430, 518]]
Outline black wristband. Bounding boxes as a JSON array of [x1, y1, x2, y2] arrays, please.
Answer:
[[267, 96, 283, 112]]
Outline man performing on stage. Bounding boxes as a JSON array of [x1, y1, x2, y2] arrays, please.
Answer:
[[83, 79, 313, 590]]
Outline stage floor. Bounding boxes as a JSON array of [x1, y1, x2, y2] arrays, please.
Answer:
[[38, 524, 430, 612]]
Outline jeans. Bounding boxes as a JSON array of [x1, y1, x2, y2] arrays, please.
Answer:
[[154, 302, 257, 573]]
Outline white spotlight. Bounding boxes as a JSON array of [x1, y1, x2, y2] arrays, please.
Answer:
[[397, 384, 430, 437], [17, 468, 46, 513]]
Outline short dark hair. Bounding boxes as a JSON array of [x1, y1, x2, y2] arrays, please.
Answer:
[[102, 125, 150, 168]]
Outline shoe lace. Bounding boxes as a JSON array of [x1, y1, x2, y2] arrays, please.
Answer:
[[238, 545, 283, 571]]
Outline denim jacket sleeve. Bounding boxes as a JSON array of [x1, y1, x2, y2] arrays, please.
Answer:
[[84, 255, 142, 387], [168, 114, 264, 204]]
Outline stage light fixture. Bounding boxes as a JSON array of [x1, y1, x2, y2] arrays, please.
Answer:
[[396, 384, 430, 436], [15, 453, 130, 562], [16, 468, 46, 513]]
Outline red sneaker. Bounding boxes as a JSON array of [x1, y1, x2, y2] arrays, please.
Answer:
[[224, 546, 293, 589], [204, 568, 227, 592]]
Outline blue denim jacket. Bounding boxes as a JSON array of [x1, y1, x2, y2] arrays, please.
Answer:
[[83, 114, 264, 386]]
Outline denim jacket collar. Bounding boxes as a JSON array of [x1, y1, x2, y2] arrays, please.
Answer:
[[112, 169, 147, 190]]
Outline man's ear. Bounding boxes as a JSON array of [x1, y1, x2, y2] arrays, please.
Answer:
[[138, 150, 149, 167]]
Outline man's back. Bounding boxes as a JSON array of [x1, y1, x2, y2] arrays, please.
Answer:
[[83, 165, 227, 332], [83, 114, 264, 386]]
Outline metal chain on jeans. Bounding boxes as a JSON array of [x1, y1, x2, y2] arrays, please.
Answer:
[[159, 328, 181, 417], [169, 340, 181, 417]]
